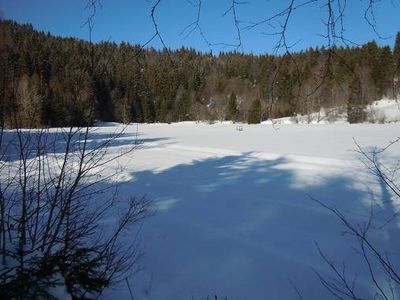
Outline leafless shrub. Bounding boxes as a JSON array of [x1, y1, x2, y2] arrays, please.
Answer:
[[0, 1, 154, 298], [0, 122, 152, 298]]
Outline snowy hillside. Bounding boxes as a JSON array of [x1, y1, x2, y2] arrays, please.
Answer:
[[261, 98, 400, 125], [367, 98, 400, 123], [92, 122, 400, 299]]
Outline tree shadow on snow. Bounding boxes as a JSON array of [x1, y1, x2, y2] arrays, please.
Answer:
[[102, 152, 400, 300], [0, 129, 173, 162]]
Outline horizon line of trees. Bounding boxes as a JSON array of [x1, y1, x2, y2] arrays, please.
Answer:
[[1, 20, 400, 128]]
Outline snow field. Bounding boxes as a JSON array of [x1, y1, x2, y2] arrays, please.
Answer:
[[94, 121, 400, 299]]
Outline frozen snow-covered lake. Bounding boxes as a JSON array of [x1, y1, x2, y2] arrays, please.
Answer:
[[97, 122, 400, 299]]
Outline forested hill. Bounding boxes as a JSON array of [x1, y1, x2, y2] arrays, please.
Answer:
[[1, 20, 399, 127]]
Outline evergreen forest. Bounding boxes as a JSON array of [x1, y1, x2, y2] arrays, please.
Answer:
[[1, 20, 400, 127]]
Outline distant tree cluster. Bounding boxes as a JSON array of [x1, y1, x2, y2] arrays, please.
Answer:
[[1, 20, 400, 127]]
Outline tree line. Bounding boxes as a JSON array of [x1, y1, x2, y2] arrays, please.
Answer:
[[1, 20, 400, 127]]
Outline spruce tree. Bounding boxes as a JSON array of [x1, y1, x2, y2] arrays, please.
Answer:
[[226, 92, 238, 121], [347, 75, 365, 123], [376, 46, 393, 97], [394, 32, 400, 97], [247, 99, 261, 124], [394, 32, 400, 72], [176, 89, 192, 121]]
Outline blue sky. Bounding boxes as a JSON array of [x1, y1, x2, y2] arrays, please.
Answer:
[[1, 0, 399, 54]]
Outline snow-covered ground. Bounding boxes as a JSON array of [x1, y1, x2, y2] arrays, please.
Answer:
[[367, 98, 400, 123], [261, 98, 400, 125], [94, 121, 400, 299]]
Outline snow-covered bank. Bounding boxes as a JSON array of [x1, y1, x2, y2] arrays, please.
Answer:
[[262, 98, 400, 125]]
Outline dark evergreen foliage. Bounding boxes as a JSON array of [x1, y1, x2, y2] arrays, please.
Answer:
[[0, 20, 398, 126], [226, 92, 238, 121], [347, 75, 366, 123], [247, 99, 262, 124]]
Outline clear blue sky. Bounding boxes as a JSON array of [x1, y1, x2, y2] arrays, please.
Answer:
[[1, 0, 400, 54]]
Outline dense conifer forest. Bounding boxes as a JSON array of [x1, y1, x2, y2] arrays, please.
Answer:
[[1, 20, 400, 127]]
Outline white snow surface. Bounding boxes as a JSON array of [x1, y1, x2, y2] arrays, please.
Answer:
[[367, 98, 400, 123], [260, 98, 400, 125], [91, 121, 400, 300]]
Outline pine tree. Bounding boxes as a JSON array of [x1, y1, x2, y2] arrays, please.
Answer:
[[175, 89, 192, 121], [226, 92, 238, 121], [394, 32, 400, 73], [247, 99, 261, 124], [141, 96, 155, 123], [131, 93, 143, 123], [375, 46, 393, 97], [394, 32, 400, 97], [347, 75, 365, 123]]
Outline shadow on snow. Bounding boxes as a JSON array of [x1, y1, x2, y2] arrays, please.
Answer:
[[103, 152, 400, 300], [0, 129, 172, 162]]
